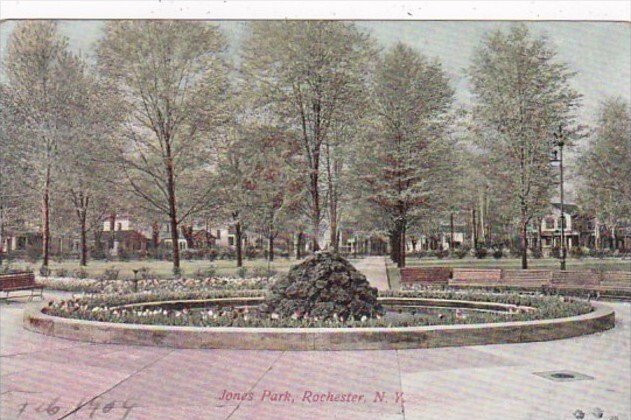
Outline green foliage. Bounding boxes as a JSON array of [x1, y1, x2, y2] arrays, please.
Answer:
[[453, 248, 469, 259], [577, 98, 631, 226], [474, 247, 488, 259], [193, 265, 217, 280], [236, 266, 248, 279], [99, 268, 120, 281]]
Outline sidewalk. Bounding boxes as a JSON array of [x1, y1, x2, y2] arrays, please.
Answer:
[[354, 257, 390, 291]]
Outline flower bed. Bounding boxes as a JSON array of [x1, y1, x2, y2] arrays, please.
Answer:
[[36, 276, 275, 294], [44, 289, 592, 329]]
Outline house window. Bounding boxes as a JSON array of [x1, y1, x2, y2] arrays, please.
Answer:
[[117, 222, 122, 231], [228, 236, 234, 246], [544, 218, 555, 230], [558, 217, 567, 229], [216, 230, 221, 239]]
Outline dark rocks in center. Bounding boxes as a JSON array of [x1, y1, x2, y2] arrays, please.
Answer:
[[261, 252, 384, 320]]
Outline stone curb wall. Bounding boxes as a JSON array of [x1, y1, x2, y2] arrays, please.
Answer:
[[23, 300, 615, 351]]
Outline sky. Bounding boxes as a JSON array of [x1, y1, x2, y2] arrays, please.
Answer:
[[1, 20, 629, 124]]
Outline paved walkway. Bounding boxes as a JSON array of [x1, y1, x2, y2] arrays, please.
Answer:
[[1, 292, 630, 419], [355, 257, 390, 291]]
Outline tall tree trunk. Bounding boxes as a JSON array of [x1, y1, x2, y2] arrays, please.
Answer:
[[329, 216, 338, 253], [235, 221, 243, 267], [80, 213, 87, 266], [151, 221, 160, 249], [450, 212, 455, 249], [268, 235, 274, 261], [399, 223, 406, 268], [471, 209, 477, 249], [93, 230, 102, 254], [311, 206, 320, 252], [164, 147, 180, 272], [42, 167, 51, 269], [296, 231, 303, 260], [108, 212, 116, 252], [310, 146, 321, 252], [521, 220, 528, 269]]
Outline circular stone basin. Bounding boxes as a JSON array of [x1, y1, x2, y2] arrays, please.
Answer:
[[23, 297, 615, 351]]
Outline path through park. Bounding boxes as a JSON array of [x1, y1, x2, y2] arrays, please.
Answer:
[[355, 256, 390, 291]]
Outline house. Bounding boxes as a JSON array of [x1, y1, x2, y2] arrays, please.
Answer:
[[530, 203, 596, 252], [102, 214, 149, 255], [2, 222, 77, 258]]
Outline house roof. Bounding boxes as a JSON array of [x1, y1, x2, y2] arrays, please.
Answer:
[[551, 202, 580, 215]]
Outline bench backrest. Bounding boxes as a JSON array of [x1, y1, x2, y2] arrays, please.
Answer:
[[501, 269, 552, 285], [400, 267, 452, 284], [551, 270, 600, 286], [600, 271, 631, 287], [0, 272, 36, 290], [451, 268, 503, 283]]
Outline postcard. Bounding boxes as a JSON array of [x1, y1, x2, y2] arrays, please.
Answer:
[[1, 2, 629, 419]]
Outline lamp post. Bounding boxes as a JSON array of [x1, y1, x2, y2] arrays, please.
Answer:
[[552, 125, 567, 270]]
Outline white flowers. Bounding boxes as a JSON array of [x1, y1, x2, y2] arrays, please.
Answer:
[[271, 313, 280, 320]]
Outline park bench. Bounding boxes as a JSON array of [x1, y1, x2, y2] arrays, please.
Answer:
[[0, 272, 44, 301], [400, 267, 452, 285], [599, 271, 631, 292], [551, 270, 600, 288], [449, 268, 503, 286], [501, 269, 552, 287]]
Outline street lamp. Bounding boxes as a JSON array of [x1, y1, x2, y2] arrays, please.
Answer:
[[552, 125, 567, 271]]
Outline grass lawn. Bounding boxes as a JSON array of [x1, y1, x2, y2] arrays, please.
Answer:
[[7, 257, 366, 279], [404, 257, 631, 271], [8, 258, 303, 279]]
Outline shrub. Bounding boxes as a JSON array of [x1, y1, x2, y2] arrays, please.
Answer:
[[207, 249, 218, 261], [74, 268, 89, 279], [117, 247, 130, 261], [434, 249, 449, 259], [0, 264, 14, 274], [100, 268, 120, 281], [172, 267, 183, 278], [570, 246, 585, 259], [25, 245, 41, 264], [194, 265, 217, 280], [453, 248, 468, 259], [136, 266, 154, 280], [590, 248, 613, 259], [415, 250, 428, 259], [39, 265, 51, 277], [509, 248, 523, 258], [530, 248, 543, 259], [91, 248, 107, 260], [492, 248, 503, 259], [550, 246, 561, 259], [251, 266, 277, 278], [236, 266, 248, 278], [474, 247, 488, 259]]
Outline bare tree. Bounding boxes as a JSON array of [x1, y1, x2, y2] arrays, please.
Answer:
[[241, 21, 375, 251], [97, 21, 230, 274], [3, 22, 85, 272], [469, 25, 582, 269]]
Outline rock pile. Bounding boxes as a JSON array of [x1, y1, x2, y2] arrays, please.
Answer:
[[261, 252, 384, 320]]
